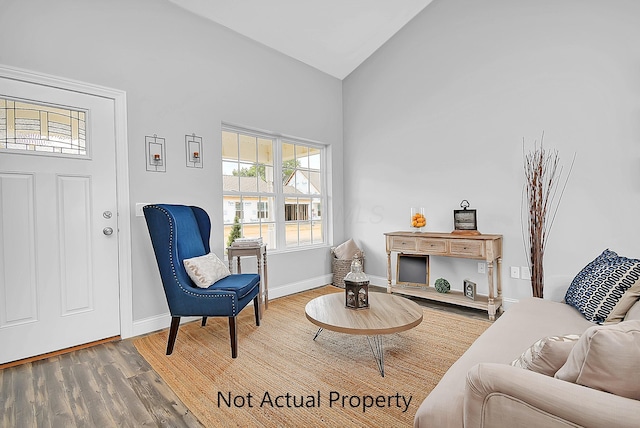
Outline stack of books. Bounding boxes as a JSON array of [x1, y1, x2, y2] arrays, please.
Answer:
[[231, 237, 263, 248]]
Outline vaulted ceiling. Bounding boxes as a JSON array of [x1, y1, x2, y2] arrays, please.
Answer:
[[169, 0, 434, 80]]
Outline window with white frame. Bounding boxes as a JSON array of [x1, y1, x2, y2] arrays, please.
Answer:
[[222, 125, 326, 250]]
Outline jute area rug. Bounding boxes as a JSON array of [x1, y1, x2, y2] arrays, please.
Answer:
[[133, 286, 491, 427]]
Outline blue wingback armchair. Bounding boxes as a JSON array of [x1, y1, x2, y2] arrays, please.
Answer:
[[143, 204, 260, 358]]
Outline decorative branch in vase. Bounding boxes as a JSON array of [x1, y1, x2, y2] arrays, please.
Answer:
[[522, 133, 575, 298]]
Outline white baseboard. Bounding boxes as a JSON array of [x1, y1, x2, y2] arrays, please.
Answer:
[[131, 274, 333, 338], [367, 274, 390, 288], [267, 274, 333, 299], [131, 313, 201, 338]]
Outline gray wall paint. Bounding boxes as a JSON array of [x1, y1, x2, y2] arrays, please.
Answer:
[[3, 0, 639, 328], [343, 0, 640, 302], [0, 0, 344, 324]]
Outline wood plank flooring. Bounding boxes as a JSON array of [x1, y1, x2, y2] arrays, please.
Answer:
[[0, 340, 202, 428]]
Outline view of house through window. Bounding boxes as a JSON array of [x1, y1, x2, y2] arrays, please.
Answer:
[[222, 125, 325, 250]]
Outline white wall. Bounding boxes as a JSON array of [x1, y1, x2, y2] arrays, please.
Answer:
[[343, 0, 640, 303], [0, 0, 344, 328]]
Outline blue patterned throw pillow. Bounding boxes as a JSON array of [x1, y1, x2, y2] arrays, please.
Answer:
[[565, 249, 640, 324]]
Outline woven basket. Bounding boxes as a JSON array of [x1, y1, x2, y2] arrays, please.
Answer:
[[331, 249, 364, 288]]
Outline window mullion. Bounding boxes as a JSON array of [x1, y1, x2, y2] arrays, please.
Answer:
[[273, 138, 286, 249]]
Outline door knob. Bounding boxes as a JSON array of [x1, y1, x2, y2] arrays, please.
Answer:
[[103, 227, 114, 236]]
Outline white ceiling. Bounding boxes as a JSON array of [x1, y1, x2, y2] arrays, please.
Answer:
[[168, 0, 434, 80]]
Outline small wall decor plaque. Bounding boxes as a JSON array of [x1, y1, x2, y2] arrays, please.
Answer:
[[464, 279, 476, 300], [185, 133, 203, 168], [146, 134, 166, 172], [453, 199, 479, 235]]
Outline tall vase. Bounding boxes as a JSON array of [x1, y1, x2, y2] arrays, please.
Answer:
[[529, 222, 544, 298], [523, 137, 574, 299]]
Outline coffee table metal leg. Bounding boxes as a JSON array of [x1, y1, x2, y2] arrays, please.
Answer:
[[313, 328, 323, 341], [366, 335, 385, 377]]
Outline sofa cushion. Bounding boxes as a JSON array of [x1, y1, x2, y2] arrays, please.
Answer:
[[555, 320, 640, 400], [511, 334, 580, 376], [413, 297, 593, 428], [183, 252, 230, 288], [209, 273, 260, 300], [624, 299, 640, 321], [564, 249, 640, 324]]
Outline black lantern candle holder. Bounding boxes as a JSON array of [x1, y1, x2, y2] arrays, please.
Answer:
[[344, 254, 369, 310]]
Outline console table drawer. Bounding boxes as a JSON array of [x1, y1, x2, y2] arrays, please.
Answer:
[[449, 240, 485, 258], [390, 236, 417, 252], [418, 239, 447, 254]]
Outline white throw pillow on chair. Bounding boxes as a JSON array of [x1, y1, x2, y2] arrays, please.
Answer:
[[183, 253, 231, 288]]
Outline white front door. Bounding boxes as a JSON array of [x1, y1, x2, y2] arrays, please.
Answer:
[[0, 76, 120, 364]]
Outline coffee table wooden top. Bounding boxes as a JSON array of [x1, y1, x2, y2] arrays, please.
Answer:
[[305, 292, 423, 335]]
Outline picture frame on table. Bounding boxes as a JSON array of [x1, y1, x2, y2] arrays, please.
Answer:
[[453, 209, 478, 231]]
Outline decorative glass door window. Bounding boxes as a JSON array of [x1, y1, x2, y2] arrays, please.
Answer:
[[0, 97, 87, 156]]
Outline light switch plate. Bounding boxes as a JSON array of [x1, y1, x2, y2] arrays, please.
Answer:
[[135, 203, 151, 217], [510, 266, 520, 279], [521, 266, 531, 280]]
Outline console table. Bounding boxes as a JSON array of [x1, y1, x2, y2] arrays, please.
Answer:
[[384, 231, 503, 320], [227, 245, 268, 319]]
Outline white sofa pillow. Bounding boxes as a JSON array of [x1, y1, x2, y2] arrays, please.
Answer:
[[555, 320, 640, 400], [624, 299, 640, 321], [511, 334, 580, 376], [183, 253, 230, 288]]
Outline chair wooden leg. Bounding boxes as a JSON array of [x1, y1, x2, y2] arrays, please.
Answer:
[[228, 317, 238, 358], [167, 317, 181, 355], [254, 295, 261, 326], [201, 317, 207, 326]]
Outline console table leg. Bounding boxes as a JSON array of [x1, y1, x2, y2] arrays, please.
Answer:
[[366, 335, 385, 377], [487, 260, 495, 321], [496, 257, 503, 314], [386, 250, 392, 293]]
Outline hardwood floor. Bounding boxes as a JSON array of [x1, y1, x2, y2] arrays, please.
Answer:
[[0, 287, 490, 428], [0, 340, 202, 428]]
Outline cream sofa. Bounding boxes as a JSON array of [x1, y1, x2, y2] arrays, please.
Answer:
[[413, 296, 640, 428]]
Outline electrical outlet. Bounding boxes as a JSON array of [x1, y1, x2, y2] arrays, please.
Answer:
[[521, 266, 531, 280], [477, 262, 486, 274], [510, 266, 520, 278]]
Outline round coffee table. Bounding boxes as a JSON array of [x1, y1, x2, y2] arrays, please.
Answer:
[[304, 292, 423, 376]]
